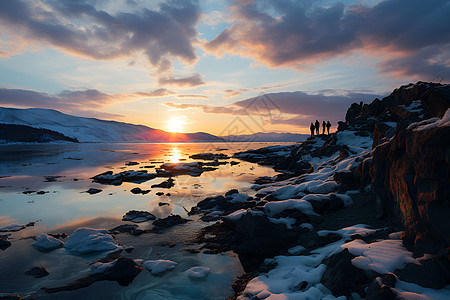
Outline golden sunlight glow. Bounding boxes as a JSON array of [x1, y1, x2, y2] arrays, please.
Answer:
[[167, 117, 185, 133], [169, 147, 181, 163]]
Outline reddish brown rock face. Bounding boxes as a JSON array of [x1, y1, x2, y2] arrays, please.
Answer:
[[371, 125, 450, 252]]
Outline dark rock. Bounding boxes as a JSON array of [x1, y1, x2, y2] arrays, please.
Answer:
[[254, 176, 274, 185], [130, 187, 142, 194], [190, 153, 228, 160], [42, 257, 142, 293], [295, 281, 308, 291], [162, 241, 176, 248], [48, 233, 68, 239], [122, 210, 156, 222], [36, 191, 48, 195], [166, 193, 171, 196], [200, 214, 222, 222], [158, 202, 169, 206], [320, 249, 371, 297], [396, 257, 449, 289], [369, 125, 450, 251], [86, 188, 102, 195], [151, 178, 175, 189], [230, 161, 240, 166], [153, 215, 189, 228], [24, 266, 49, 278], [225, 189, 239, 196], [91, 170, 156, 185], [0, 235, 11, 250], [0, 295, 22, 299], [184, 248, 200, 254], [109, 224, 139, 234], [232, 213, 300, 272], [22, 190, 36, 194], [130, 187, 151, 195], [156, 192, 164, 196], [366, 279, 398, 300], [44, 176, 62, 182], [125, 161, 139, 166]]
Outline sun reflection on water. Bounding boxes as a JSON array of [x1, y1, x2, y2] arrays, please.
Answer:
[[169, 146, 181, 163]]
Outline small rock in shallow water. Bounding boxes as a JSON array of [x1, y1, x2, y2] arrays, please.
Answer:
[[151, 178, 175, 189], [24, 266, 49, 278], [153, 215, 189, 228], [86, 188, 102, 195], [158, 202, 169, 206], [156, 192, 164, 196], [122, 210, 156, 223], [0, 235, 12, 250], [143, 259, 177, 275]]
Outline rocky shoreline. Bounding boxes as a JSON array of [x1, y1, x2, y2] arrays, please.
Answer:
[[0, 81, 448, 299], [188, 81, 450, 299]]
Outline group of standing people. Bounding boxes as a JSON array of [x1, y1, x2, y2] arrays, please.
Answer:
[[310, 120, 331, 136]]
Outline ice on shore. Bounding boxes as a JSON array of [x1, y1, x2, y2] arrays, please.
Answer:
[[143, 259, 177, 275], [64, 228, 121, 254], [32, 233, 64, 250], [186, 266, 210, 279]]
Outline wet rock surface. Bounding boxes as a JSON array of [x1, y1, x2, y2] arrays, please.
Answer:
[[153, 215, 189, 228], [42, 257, 142, 293], [24, 267, 49, 278], [122, 210, 156, 223]]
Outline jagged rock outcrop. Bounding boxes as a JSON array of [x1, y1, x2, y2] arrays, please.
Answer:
[[370, 124, 450, 253]]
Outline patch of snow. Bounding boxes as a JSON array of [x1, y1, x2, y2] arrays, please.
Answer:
[[389, 231, 403, 239], [342, 239, 417, 274], [335, 193, 353, 206], [64, 227, 121, 254], [394, 278, 450, 300], [143, 259, 177, 275], [408, 108, 450, 131], [300, 223, 313, 230], [90, 259, 118, 274], [224, 209, 248, 221], [32, 234, 64, 250], [186, 266, 210, 279], [228, 193, 251, 203], [264, 199, 317, 217], [401, 100, 423, 113], [288, 245, 306, 255]]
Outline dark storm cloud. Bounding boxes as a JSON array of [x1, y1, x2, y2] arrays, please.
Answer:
[[204, 0, 450, 78], [0, 0, 200, 71]]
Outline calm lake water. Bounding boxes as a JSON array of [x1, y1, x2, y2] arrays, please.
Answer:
[[0, 142, 291, 299]]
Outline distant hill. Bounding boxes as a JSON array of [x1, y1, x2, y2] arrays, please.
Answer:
[[0, 107, 305, 143], [0, 107, 221, 143], [0, 123, 79, 143]]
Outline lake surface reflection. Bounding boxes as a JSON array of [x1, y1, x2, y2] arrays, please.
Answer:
[[0, 142, 289, 299]]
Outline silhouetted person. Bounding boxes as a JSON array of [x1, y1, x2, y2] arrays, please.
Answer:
[[315, 120, 320, 135], [326, 121, 331, 135], [322, 121, 326, 135], [310, 123, 315, 137]]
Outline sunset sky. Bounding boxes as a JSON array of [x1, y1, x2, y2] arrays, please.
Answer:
[[0, 0, 449, 135]]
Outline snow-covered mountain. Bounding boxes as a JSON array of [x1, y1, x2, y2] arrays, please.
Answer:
[[0, 107, 220, 143], [0, 107, 307, 143]]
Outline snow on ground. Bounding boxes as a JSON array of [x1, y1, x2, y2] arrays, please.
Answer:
[[186, 266, 210, 279], [407, 108, 450, 131], [264, 199, 317, 217], [32, 233, 64, 250], [336, 131, 372, 154], [342, 239, 417, 274], [90, 259, 118, 274], [143, 260, 177, 275], [64, 228, 122, 254]]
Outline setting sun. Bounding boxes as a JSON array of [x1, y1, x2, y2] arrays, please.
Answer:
[[167, 117, 185, 133]]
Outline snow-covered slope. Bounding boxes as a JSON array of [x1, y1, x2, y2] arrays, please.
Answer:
[[0, 107, 219, 143]]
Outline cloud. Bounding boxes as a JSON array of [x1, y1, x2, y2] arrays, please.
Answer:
[[0, 0, 201, 71], [0, 87, 133, 118], [163, 90, 382, 127], [176, 94, 209, 99], [204, 0, 450, 78], [134, 88, 176, 98], [158, 73, 205, 87]]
